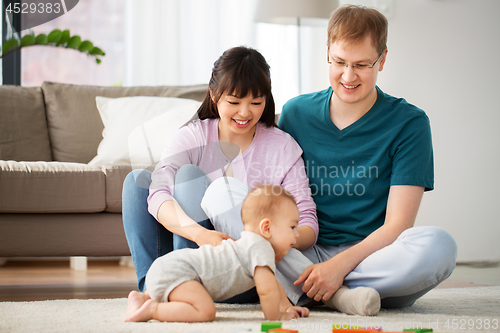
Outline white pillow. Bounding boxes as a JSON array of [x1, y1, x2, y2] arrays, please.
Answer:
[[88, 96, 201, 166]]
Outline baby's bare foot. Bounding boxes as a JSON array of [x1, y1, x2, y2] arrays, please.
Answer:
[[126, 299, 158, 322], [126, 291, 150, 321]]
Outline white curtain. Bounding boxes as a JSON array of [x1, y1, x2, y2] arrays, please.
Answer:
[[124, 0, 329, 112], [124, 0, 258, 86], [256, 22, 329, 111]]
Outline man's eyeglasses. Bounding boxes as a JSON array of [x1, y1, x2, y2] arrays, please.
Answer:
[[328, 51, 385, 72]]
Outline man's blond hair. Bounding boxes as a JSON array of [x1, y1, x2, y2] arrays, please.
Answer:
[[327, 5, 388, 56]]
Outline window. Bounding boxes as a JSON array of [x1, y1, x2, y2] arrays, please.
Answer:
[[1, 0, 21, 85], [2, 0, 125, 87]]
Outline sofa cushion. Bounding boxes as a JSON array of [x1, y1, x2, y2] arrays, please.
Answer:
[[89, 96, 201, 166], [0, 161, 105, 213], [101, 164, 135, 213], [0, 85, 52, 161], [41, 81, 208, 164]]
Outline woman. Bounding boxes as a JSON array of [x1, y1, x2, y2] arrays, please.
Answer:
[[122, 46, 317, 302]]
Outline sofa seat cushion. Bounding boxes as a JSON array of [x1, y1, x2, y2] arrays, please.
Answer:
[[0, 161, 105, 213], [0, 85, 52, 161], [101, 164, 136, 213], [41, 81, 208, 164]]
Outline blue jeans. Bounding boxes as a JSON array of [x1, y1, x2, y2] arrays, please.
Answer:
[[122, 165, 258, 303], [122, 169, 171, 292]]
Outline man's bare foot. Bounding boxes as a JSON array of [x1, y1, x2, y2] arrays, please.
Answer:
[[126, 291, 151, 321], [126, 299, 158, 322]]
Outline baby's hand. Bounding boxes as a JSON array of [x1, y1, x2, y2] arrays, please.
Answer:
[[280, 306, 310, 320]]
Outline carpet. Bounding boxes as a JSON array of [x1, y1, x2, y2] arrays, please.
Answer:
[[0, 287, 498, 333]]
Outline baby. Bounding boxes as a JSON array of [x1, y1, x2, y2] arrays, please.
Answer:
[[125, 183, 310, 322]]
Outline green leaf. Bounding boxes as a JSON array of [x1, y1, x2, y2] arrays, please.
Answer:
[[1, 28, 105, 64], [2, 39, 19, 55], [47, 29, 62, 44], [78, 40, 94, 52], [57, 30, 70, 45], [35, 34, 48, 45], [89, 47, 105, 56], [66, 35, 81, 49], [20, 35, 36, 47]]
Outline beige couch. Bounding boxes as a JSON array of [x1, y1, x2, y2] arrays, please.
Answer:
[[0, 82, 208, 257]]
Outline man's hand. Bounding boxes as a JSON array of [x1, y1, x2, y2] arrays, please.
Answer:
[[294, 256, 348, 302], [194, 229, 234, 247], [280, 306, 309, 320], [293, 186, 425, 302]]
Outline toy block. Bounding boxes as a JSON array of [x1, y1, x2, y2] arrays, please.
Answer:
[[333, 325, 361, 329], [268, 329, 299, 333], [261, 322, 282, 332], [332, 328, 378, 333], [403, 329, 433, 333]]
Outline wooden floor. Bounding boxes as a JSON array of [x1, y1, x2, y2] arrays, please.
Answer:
[[0, 259, 497, 302], [0, 260, 137, 302]]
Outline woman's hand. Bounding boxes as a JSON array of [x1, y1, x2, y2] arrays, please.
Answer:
[[193, 228, 234, 247], [158, 201, 234, 247]]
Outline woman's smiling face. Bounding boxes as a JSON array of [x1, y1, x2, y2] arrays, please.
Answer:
[[216, 92, 266, 142]]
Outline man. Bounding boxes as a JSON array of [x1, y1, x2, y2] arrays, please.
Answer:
[[277, 5, 457, 313]]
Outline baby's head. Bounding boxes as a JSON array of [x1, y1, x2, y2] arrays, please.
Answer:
[[241, 184, 300, 262]]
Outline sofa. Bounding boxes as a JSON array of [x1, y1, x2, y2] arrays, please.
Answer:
[[0, 81, 208, 257]]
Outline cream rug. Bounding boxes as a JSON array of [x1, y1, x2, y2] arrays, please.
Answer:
[[0, 287, 498, 333]]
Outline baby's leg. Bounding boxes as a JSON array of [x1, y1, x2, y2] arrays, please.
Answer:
[[128, 281, 216, 322], [323, 286, 380, 316], [163, 280, 216, 322]]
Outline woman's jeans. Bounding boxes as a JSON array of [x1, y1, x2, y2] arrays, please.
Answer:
[[122, 165, 257, 303]]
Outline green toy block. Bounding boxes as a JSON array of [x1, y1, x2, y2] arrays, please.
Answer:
[[261, 321, 282, 332], [403, 329, 433, 333]]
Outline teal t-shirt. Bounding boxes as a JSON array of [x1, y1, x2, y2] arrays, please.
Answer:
[[278, 86, 434, 246]]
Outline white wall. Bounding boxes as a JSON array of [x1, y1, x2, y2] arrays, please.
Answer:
[[325, 0, 500, 262]]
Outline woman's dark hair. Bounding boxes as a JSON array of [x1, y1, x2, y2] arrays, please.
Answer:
[[197, 46, 275, 127]]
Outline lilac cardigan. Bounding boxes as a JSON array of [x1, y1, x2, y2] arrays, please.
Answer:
[[148, 118, 318, 242]]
